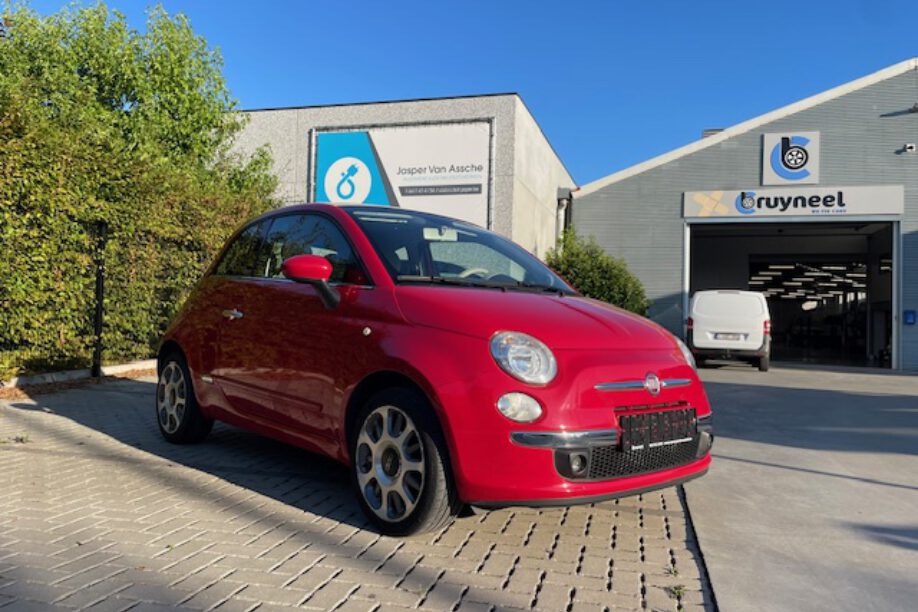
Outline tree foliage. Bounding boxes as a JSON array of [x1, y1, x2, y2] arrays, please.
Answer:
[[0, 2, 277, 377], [546, 230, 650, 316]]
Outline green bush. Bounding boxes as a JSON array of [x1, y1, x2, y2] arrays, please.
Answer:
[[0, 3, 277, 378], [546, 229, 650, 316]]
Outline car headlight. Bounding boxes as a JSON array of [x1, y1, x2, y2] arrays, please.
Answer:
[[490, 331, 557, 385], [676, 337, 696, 370]]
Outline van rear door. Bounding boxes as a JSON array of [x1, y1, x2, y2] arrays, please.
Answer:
[[691, 291, 766, 351]]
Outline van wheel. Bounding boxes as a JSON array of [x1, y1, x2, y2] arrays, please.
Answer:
[[757, 355, 770, 372], [351, 388, 461, 536], [156, 352, 213, 443]]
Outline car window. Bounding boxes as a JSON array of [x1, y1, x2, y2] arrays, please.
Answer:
[[214, 222, 267, 277], [260, 213, 364, 283]]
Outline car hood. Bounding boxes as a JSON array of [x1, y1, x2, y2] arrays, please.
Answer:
[[394, 286, 676, 350]]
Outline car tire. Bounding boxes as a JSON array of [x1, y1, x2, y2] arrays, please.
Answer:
[[156, 352, 213, 444], [350, 388, 461, 536], [757, 355, 770, 372]]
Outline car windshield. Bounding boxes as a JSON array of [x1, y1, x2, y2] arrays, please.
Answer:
[[348, 208, 574, 295]]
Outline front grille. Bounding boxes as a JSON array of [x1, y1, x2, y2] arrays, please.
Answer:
[[587, 437, 700, 480]]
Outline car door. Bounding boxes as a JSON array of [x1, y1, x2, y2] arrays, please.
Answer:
[[252, 212, 372, 445], [208, 219, 283, 425]]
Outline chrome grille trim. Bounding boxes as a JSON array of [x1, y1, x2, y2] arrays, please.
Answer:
[[595, 378, 692, 392]]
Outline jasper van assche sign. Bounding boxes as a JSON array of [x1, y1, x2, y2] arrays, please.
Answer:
[[683, 185, 904, 219]]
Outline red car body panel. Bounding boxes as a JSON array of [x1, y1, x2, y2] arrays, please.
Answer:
[[161, 204, 712, 505]]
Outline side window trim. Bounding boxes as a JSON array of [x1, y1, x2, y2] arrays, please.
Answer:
[[212, 219, 268, 278], [211, 211, 374, 286]]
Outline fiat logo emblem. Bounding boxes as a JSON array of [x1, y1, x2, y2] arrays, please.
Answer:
[[644, 372, 662, 396]]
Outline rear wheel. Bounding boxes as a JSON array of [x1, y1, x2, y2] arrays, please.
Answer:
[[757, 355, 770, 372], [351, 388, 461, 536], [156, 352, 213, 443]]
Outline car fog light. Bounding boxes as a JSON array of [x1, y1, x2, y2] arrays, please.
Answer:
[[570, 452, 587, 475], [496, 393, 543, 423]]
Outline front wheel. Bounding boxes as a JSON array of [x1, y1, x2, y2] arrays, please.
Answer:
[[351, 389, 461, 536]]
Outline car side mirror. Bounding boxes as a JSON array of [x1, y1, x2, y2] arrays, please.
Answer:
[[281, 254, 340, 310]]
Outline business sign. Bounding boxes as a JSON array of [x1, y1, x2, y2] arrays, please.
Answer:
[[762, 131, 820, 185], [684, 185, 904, 219], [313, 122, 490, 227]]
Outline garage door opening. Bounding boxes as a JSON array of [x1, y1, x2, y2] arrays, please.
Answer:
[[689, 222, 893, 368]]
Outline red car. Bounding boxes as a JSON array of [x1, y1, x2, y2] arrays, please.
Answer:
[[157, 204, 713, 535]]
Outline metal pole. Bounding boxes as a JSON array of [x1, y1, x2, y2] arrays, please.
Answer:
[[91, 220, 108, 379]]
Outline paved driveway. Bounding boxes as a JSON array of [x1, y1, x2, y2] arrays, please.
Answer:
[[0, 378, 713, 611], [688, 365, 918, 612]]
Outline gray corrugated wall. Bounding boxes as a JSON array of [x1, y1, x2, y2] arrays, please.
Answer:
[[573, 70, 918, 369]]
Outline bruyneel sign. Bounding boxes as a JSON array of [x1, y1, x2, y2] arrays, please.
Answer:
[[312, 122, 491, 227], [683, 185, 904, 219]]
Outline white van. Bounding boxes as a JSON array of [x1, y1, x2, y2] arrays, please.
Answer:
[[687, 290, 771, 371]]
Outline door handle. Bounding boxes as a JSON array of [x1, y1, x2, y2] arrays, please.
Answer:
[[222, 308, 244, 320]]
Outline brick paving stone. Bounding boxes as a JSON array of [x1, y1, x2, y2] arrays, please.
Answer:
[[353, 584, 420, 607], [0, 378, 713, 612], [301, 580, 360, 610]]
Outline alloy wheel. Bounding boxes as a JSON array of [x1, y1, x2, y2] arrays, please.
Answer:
[[156, 362, 186, 434], [355, 405, 426, 522]]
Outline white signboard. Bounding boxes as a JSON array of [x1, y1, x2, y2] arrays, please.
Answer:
[[313, 122, 491, 227], [684, 185, 904, 219], [762, 131, 821, 185]]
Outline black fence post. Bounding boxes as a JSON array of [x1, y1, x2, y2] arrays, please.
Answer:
[[91, 220, 108, 379]]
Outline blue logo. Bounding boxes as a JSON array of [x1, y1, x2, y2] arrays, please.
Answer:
[[770, 136, 811, 181], [315, 132, 390, 205], [336, 164, 360, 200], [735, 191, 757, 215]]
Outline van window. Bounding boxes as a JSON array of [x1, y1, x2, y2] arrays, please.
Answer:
[[693, 292, 764, 317]]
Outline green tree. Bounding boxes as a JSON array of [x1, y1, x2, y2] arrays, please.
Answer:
[[546, 229, 650, 315], [0, 2, 277, 378]]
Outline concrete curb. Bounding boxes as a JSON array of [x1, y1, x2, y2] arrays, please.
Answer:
[[1, 359, 157, 389]]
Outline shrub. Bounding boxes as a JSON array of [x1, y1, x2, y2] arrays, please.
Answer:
[[0, 3, 277, 378], [545, 230, 650, 316]]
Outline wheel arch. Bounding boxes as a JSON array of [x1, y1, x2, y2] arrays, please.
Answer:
[[344, 370, 452, 459], [157, 339, 186, 372]]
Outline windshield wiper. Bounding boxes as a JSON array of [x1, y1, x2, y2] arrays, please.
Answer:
[[511, 281, 567, 296], [397, 275, 567, 295], [396, 275, 509, 291]]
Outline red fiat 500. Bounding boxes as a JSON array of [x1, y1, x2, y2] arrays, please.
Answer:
[[157, 204, 712, 535]]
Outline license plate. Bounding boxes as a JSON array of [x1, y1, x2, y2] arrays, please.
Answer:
[[619, 408, 696, 452], [714, 332, 743, 341]]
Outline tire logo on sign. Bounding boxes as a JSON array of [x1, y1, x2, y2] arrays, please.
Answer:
[[324, 157, 371, 203], [735, 191, 757, 215], [770, 136, 811, 181]]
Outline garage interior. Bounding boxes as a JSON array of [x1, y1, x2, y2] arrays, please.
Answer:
[[690, 222, 893, 367]]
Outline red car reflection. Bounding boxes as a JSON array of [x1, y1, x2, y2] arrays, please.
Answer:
[[157, 204, 712, 535]]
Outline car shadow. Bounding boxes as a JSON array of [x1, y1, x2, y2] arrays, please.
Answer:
[[6, 378, 373, 532]]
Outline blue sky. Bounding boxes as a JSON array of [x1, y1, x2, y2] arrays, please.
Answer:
[[25, 0, 918, 185]]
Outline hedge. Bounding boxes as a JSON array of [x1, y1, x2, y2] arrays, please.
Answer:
[[0, 3, 277, 379]]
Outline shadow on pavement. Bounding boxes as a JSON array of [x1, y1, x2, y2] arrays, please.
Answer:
[[849, 523, 918, 552], [6, 378, 369, 531], [703, 380, 918, 457]]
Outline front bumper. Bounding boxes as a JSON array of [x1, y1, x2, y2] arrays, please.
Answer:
[[462, 415, 713, 506]]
